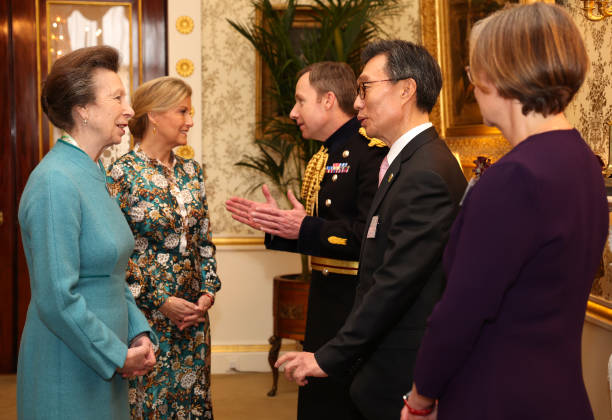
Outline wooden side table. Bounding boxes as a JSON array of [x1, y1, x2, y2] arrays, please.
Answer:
[[267, 274, 310, 396]]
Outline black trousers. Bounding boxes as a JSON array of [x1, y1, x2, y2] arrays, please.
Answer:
[[297, 271, 360, 420]]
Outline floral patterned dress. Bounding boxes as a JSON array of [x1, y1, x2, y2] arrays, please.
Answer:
[[107, 144, 221, 420]]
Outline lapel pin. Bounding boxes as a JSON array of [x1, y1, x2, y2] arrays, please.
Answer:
[[388, 173, 394, 183]]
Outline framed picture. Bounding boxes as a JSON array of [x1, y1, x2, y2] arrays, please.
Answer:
[[420, 0, 553, 139]]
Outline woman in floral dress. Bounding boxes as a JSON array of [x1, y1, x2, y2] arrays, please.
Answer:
[[107, 77, 220, 419]]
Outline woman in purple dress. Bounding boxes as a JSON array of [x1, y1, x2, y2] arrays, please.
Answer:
[[402, 4, 608, 420]]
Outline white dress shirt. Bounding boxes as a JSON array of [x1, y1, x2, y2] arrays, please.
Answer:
[[385, 122, 433, 165]]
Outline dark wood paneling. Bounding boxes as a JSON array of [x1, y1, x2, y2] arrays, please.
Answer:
[[0, 0, 17, 373], [141, 0, 167, 82], [13, 0, 40, 360]]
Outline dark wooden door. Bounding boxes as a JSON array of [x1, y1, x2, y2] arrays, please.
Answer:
[[0, 0, 167, 373]]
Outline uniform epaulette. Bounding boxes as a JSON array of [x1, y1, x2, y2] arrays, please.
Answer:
[[359, 127, 387, 148]]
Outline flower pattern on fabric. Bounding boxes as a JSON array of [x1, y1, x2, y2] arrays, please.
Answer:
[[107, 145, 220, 420]]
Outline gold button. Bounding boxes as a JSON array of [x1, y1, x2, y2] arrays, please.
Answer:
[[325, 199, 332, 207], [342, 150, 350, 158], [322, 268, 329, 276], [332, 174, 338, 182]]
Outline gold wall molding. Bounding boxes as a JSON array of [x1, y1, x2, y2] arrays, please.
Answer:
[[176, 15, 194, 33], [176, 58, 194, 77], [586, 299, 612, 329], [446, 135, 511, 168], [583, 0, 612, 20], [213, 237, 265, 246], [212, 342, 300, 353]]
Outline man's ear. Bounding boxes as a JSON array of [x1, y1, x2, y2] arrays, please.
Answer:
[[323, 91, 336, 110], [400, 78, 417, 104]]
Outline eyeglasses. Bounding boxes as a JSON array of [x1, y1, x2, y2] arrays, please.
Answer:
[[465, 66, 473, 84], [356, 78, 407, 100]]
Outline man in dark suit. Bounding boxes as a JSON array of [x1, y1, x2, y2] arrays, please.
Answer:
[[226, 61, 387, 420], [276, 40, 467, 420]]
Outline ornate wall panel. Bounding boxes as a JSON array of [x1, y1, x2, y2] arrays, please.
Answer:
[[561, 1, 612, 165], [167, 0, 203, 164], [559, 1, 612, 321]]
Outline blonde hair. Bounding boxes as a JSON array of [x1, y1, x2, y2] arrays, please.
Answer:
[[128, 76, 192, 139], [470, 3, 587, 117]]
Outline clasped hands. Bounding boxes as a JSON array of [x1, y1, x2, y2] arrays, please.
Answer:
[[225, 184, 306, 239], [117, 334, 156, 378], [274, 351, 327, 386], [160, 294, 213, 331]]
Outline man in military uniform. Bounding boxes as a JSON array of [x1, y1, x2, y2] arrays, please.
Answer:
[[225, 61, 386, 420]]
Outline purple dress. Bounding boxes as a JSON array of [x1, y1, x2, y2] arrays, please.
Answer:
[[413, 129, 607, 420]]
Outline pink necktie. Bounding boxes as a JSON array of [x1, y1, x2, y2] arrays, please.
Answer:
[[378, 156, 389, 186]]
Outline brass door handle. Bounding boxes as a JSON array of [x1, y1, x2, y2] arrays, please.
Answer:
[[0, 211, 3, 226]]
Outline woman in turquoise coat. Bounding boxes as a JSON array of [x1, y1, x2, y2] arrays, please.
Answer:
[[18, 46, 156, 420]]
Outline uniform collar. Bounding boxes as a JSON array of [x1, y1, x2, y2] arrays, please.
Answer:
[[324, 117, 360, 153]]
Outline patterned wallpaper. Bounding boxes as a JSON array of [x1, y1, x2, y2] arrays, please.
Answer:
[[201, 0, 420, 237], [559, 1, 612, 303], [201, 0, 257, 237], [561, 1, 612, 166]]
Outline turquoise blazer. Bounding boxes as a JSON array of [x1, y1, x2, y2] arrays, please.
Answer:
[[17, 140, 152, 420]]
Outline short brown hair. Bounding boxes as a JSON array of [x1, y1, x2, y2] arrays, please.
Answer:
[[297, 62, 357, 116], [128, 77, 192, 139], [470, 3, 588, 117], [41, 45, 119, 131]]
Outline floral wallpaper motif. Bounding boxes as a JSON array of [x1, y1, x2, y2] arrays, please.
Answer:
[[201, 0, 258, 237], [201, 0, 420, 236], [558, 1, 612, 303], [561, 1, 612, 166]]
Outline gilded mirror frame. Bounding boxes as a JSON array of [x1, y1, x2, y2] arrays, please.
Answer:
[[419, 0, 553, 170]]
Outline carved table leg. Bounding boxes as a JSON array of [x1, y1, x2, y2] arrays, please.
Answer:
[[267, 335, 282, 397]]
